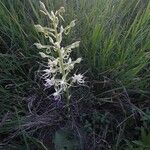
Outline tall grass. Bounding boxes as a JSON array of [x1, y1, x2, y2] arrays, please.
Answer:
[[0, 0, 149, 89], [72, 0, 150, 89]]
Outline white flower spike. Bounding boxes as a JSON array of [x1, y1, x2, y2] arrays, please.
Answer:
[[35, 1, 85, 105]]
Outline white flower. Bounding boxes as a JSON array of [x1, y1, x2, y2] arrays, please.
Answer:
[[53, 88, 62, 101], [59, 79, 68, 91], [72, 74, 85, 84], [65, 58, 74, 71], [48, 59, 58, 67], [42, 68, 51, 78], [44, 78, 55, 88]]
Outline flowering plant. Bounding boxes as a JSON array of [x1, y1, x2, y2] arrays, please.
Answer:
[[34, 1, 85, 105]]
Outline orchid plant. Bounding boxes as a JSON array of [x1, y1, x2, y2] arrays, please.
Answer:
[[34, 1, 85, 105]]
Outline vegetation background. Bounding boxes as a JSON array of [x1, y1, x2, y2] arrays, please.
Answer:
[[0, 0, 150, 149]]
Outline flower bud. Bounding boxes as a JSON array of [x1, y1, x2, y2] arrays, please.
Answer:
[[34, 24, 44, 32], [40, 1, 46, 10], [70, 41, 80, 49], [59, 7, 65, 13], [34, 43, 43, 49], [49, 37, 54, 44], [39, 52, 48, 58], [75, 58, 82, 63], [70, 20, 76, 27]]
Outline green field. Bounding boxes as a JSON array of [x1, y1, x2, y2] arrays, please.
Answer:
[[0, 0, 150, 149]]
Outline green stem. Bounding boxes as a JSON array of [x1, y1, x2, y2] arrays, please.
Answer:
[[53, 22, 70, 108]]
